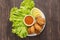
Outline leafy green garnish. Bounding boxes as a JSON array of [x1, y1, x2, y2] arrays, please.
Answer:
[[9, 0, 35, 38]]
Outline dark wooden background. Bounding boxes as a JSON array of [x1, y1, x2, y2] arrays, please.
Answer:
[[0, 0, 60, 40]]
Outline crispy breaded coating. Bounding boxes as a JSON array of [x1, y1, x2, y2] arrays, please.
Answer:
[[28, 26, 35, 34], [30, 26, 35, 34], [36, 16, 45, 25], [28, 28, 31, 34], [34, 23, 42, 32], [35, 30, 40, 34]]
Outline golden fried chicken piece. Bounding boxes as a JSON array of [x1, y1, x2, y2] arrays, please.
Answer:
[[30, 26, 35, 34], [34, 23, 42, 32], [35, 30, 40, 34], [36, 16, 45, 25], [28, 27, 31, 34], [28, 26, 35, 34]]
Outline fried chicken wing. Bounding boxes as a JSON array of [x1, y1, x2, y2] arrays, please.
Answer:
[[28, 28, 31, 34], [28, 26, 35, 34], [34, 23, 42, 32], [30, 26, 35, 34], [36, 16, 45, 25]]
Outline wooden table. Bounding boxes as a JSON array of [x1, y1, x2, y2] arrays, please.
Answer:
[[0, 0, 60, 40]]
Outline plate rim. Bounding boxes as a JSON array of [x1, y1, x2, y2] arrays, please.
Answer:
[[28, 8, 46, 36]]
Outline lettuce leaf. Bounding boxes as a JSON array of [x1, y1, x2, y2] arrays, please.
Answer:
[[9, 0, 35, 38]]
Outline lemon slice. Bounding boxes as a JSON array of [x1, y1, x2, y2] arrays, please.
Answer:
[[31, 7, 42, 18]]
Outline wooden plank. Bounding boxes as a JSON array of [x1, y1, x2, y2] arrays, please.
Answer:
[[0, 0, 60, 40]]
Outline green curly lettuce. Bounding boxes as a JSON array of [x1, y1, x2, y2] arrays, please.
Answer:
[[9, 0, 35, 38]]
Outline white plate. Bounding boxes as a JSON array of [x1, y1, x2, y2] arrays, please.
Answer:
[[28, 8, 46, 36]]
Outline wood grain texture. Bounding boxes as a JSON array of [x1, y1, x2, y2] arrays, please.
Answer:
[[0, 0, 60, 40]]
